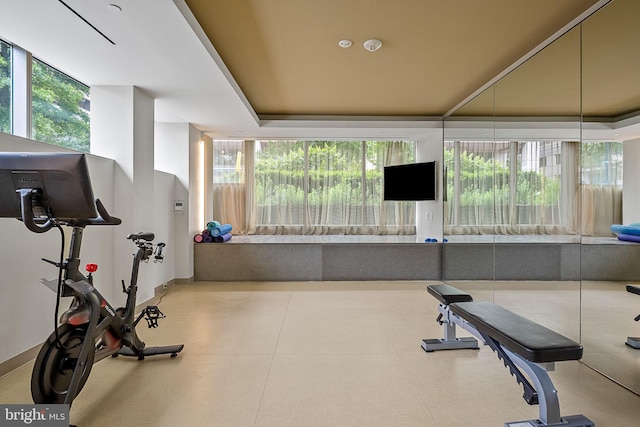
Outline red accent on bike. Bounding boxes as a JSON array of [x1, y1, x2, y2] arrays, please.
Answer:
[[101, 300, 107, 308], [68, 313, 90, 326], [86, 263, 98, 273]]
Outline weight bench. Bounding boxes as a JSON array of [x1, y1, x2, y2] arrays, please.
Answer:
[[422, 284, 594, 427]]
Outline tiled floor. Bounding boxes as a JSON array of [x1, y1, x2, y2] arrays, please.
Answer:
[[1, 281, 640, 426]]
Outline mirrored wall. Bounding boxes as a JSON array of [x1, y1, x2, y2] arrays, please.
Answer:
[[442, 0, 640, 393], [580, 0, 640, 392]]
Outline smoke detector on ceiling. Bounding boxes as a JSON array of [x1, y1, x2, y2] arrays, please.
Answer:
[[363, 39, 382, 52], [338, 39, 353, 48]]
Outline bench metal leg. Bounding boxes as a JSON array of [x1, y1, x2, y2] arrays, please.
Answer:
[[422, 303, 479, 352], [504, 347, 594, 427], [626, 337, 640, 349]]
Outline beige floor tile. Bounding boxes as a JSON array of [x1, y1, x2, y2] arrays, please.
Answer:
[[70, 353, 272, 427], [275, 311, 396, 355], [2, 280, 640, 427], [0, 362, 33, 404], [254, 354, 436, 427]]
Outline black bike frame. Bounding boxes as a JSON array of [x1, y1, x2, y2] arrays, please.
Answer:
[[53, 225, 150, 404]]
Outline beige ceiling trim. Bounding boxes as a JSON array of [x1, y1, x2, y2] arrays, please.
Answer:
[[172, 0, 261, 125], [259, 115, 441, 128]]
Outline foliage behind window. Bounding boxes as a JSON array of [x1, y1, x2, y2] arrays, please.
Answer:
[[32, 58, 89, 152]]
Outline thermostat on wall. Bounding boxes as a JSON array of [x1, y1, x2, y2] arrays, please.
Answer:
[[174, 200, 184, 212]]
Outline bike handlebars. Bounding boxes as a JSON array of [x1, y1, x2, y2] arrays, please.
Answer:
[[18, 189, 53, 233], [65, 199, 122, 227], [18, 191, 121, 233], [93, 199, 122, 226]]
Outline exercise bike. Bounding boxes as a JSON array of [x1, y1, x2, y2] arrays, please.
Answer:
[[0, 152, 183, 407], [31, 200, 184, 404]]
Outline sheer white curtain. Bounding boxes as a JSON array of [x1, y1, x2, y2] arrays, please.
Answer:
[[445, 140, 499, 235], [445, 140, 576, 235], [251, 140, 415, 235], [212, 140, 248, 233], [305, 141, 364, 234], [511, 140, 566, 234], [253, 140, 306, 234], [244, 140, 256, 234], [561, 141, 580, 235], [377, 141, 416, 234], [580, 141, 623, 236], [214, 139, 417, 235]]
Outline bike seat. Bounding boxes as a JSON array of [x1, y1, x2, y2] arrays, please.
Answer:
[[126, 232, 155, 241]]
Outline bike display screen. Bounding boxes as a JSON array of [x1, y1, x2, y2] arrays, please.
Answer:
[[0, 152, 98, 220]]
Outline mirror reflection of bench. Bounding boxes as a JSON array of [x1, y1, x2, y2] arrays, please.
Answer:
[[626, 285, 640, 349], [422, 284, 594, 427]]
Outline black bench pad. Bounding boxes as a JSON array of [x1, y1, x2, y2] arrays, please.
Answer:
[[627, 285, 640, 296], [449, 301, 583, 363], [428, 284, 474, 305]]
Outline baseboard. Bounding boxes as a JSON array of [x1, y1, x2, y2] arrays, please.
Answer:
[[174, 276, 193, 285], [0, 344, 40, 378], [151, 277, 191, 298]]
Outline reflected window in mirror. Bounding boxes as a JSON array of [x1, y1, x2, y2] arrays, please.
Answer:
[[444, 139, 587, 236], [581, 141, 623, 236]]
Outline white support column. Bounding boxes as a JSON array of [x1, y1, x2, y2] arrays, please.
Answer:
[[190, 133, 214, 232], [416, 138, 444, 241], [11, 46, 31, 139], [156, 122, 208, 281], [90, 85, 155, 301]]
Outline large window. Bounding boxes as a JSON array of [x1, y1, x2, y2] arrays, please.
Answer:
[[32, 58, 90, 152], [0, 39, 10, 134], [0, 38, 90, 152], [213, 140, 416, 235], [444, 140, 569, 235]]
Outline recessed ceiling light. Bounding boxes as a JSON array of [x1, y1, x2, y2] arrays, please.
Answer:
[[338, 39, 352, 48], [107, 4, 122, 12]]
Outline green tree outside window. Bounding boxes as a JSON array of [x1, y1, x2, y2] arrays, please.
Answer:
[[32, 58, 89, 152]]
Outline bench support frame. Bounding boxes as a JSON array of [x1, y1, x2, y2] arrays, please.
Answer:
[[421, 302, 479, 352], [424, 299, 594, 427]]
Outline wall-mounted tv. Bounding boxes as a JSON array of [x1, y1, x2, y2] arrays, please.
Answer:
[[383, 161, 437, 201]]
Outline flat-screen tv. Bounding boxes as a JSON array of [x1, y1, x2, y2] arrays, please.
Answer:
[[383, 161, 437, 201], [0, 152, 98, 220]]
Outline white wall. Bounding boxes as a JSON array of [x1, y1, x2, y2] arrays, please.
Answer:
[[415, 135, 444, 241], [155, 122, 203, 280]]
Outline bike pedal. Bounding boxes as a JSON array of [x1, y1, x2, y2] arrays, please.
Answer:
[[143, 305, 165, 328]]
